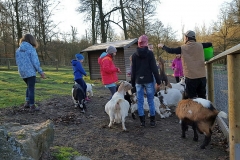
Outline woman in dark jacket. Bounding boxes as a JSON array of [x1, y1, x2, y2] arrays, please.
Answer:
[[131, 35, 161, 128]]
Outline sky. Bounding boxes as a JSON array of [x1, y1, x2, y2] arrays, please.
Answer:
[[52, 0, 232, 40]]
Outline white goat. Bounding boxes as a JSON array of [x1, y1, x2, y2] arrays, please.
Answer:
[[105, 81, 132, 131], [86, 83, 95, 97], [130, 93, 171, 119], [169, 77, 185, 93], [157, 88, 183, 108]]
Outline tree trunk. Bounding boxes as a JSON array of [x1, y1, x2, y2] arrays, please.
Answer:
[[120, 0, 128, 39], [91, 0, 96, 44], [14, 0, 22, 46]]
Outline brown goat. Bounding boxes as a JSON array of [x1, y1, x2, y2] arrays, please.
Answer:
[[158, 56, 169, 86], [176, 98, 227, 149]]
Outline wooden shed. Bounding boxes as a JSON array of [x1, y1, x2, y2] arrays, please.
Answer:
[[82, 38, 138, 81]]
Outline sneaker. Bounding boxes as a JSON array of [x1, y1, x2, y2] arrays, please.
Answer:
[[85, 97, 90, 101], [24, 101, 30, 108], [30, 105, 40, 112]]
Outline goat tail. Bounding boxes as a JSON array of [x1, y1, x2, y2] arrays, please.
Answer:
[[218, 111, 228, 119], [115, 98, 124, 111]]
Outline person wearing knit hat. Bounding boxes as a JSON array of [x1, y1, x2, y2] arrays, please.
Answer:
[[71, 53, 90, 102], [98, 46, 121, 99], [131, 34, 161, 128], [138, 35, 148, 48], [75, 53, 84, 61], [106, 46, 117, 54], [157, 30, 213, 99]]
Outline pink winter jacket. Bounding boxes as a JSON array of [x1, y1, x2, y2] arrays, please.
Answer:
[[171, 58, 183, 77]]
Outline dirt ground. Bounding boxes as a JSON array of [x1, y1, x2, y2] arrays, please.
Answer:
[[0, 76, 229, 160]]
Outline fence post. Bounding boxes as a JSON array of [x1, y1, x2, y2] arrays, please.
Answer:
[[7, 59, 10, 70], [55, 59, 58, 71], [206, 63, 214, 103], [227, 54, 240, 160]]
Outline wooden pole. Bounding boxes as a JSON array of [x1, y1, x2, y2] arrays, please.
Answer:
[[228, 54, 240, 160], [7, 59, 10, 70], [206, 63, 214, 103], [56, 59, 58, 71]]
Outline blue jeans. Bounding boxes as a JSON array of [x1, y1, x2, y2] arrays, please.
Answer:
[[136, 82, 155, 117], [23, 76, 36, 105]]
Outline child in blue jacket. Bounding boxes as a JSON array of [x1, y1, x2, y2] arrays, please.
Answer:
[[71, 53, 89, 101]]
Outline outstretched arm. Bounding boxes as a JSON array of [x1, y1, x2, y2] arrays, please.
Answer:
[[158, 43, 181, 54]]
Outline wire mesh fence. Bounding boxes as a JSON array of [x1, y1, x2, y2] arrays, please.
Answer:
[[212, 62, 228, 125]]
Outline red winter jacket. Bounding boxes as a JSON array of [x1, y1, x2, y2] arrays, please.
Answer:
[[98, 53, 119, 85]]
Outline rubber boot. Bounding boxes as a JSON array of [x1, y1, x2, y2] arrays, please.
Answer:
[[30, 104, 40, 112], [150, 116, 156, 127], [139, 115, 145, 127]]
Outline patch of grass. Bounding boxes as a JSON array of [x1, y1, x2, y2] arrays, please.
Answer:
[[17, 134, 27, 140], [52, 146, 80, 160], [0, 66, 101, 108]]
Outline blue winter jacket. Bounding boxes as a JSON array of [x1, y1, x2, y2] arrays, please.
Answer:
[[71, 60, 87, 80], [16, 42, 43, 78]]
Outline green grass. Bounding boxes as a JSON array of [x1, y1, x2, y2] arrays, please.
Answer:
[[52, 146, 80, 160], [0, 66, 101, 108]]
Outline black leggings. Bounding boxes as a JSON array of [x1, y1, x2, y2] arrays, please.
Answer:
[[75, 78, 87, 98], [175, 77, 180, 83]]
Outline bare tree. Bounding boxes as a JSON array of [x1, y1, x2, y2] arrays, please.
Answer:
[[212, 3, 240, 52], [125, 0, 160, 38]]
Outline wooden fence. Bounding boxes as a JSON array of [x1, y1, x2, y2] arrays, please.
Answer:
[[206, 44, 240, 160]]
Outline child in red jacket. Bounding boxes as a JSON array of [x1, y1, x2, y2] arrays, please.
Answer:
[[98, 46, 121, 99]]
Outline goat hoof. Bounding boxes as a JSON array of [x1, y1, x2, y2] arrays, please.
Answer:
[[80, 109, 85, 113], [200, 145, 206, 149], [193, 137, 198, 142], [181, 135, 186, 138], [132, 113, 136, 119]]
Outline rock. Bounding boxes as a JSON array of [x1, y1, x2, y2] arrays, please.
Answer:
[[0, 120, 54, 160], [73, 156, 91, 160]]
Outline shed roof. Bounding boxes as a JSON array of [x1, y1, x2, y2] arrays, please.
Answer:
[[82, 38, 138, 52]]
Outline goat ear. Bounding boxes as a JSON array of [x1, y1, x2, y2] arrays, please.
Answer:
[[116, 81, 122, 85], [157, 91, 161, 97]]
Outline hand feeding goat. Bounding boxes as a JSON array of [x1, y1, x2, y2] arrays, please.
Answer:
[[105, 81, 132, 131], [130, 93, 171, 119], [86, 83, 95, 98], [169, 77, 185, 93], [72, 83, 86, 113], [176, 98, 228, 149]]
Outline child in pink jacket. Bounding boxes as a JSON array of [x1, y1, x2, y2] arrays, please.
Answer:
[[171, 54, 183, 82]]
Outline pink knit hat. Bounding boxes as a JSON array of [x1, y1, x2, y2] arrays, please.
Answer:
[[138, 35, 148, 48]]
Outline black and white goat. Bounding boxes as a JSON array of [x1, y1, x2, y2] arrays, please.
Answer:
[[176, 98, 228, 149], [130, 93, 171, 119], [72, 83, 86, 113]]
